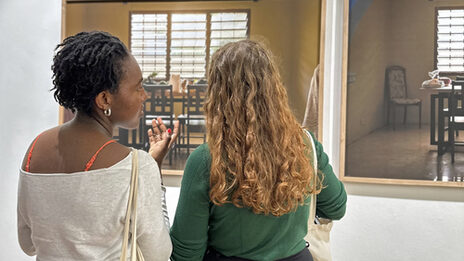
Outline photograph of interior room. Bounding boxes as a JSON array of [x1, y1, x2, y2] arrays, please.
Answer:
[[1, 0, 463, 260]]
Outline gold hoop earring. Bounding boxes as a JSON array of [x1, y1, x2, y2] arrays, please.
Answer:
[[104, 108, 111, 117]]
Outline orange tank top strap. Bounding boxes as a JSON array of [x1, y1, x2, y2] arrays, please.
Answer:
[[84, 140, 117, 171], [25, 133, 44, 172]]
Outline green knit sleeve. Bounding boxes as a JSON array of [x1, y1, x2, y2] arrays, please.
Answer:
[[170, 144, 211, 261], [308, 131, 347, 220]]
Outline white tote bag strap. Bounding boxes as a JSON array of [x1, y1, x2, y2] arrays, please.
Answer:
[[120, 149, 139, 261], [305, 130, 333, 261], [304, 130, 318, 222]]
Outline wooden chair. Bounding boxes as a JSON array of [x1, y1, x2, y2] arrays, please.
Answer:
[[385, 66, 422, 130], [113, 119, 145, 150], [142, 84, 175, 164], [177, 84, 207, 155], [447, 80, 464, 163]]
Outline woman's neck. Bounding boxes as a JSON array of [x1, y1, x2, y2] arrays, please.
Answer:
[[70, 112, 114, 138]]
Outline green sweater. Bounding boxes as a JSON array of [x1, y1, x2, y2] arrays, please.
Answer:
[[170, 132, 346, 261]]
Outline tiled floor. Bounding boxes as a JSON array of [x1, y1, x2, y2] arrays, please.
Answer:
[[346, 124, 464, 182], [161, 150, 190, 170], [160, 135, 205, 170]]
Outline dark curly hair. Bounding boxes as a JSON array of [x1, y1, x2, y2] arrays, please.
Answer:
[[51, 31, 129, 115]]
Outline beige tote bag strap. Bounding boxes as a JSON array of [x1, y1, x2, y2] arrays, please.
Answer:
[[305, 130, 318, 222], [130, 149, 140, 261], [120, 149, 139, 261]]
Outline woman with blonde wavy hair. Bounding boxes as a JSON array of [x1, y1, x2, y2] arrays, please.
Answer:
[[170, 40, 346, 261]]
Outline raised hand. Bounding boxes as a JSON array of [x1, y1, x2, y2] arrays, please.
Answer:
[[147, 117, 179, 167]]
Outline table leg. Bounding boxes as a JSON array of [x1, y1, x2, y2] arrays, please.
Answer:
[[430, 94, 436, 145], [437, 93, 446, 155]]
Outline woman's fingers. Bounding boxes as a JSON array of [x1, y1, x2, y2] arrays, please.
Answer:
[[150, 118, 164, 142], [147, 128, 161, 144], [157, 117, 168, 132], [168, 120, 180, 148], [151, 119, 161, 136], [155, 117, 172, 143], [150, 117, 180, 148], [173, 120, 180, 135], [147, 129, 156, 144]]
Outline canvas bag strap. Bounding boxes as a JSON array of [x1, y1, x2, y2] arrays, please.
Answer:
[[304, 130, 318, 222], [120, 149, 139, 261]]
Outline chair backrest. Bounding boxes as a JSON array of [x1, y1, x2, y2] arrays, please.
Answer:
[[114, 119, 145, 149], [450, 80, 464, 118], [385, 66, 407, 99], [143, 84, 174, 118], [186, 84, 207, 117]]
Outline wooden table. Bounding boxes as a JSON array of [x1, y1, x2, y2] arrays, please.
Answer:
[[420, 85, 452, 155]]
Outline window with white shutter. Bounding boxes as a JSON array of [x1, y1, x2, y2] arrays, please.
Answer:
[[170, 14, 207, 79], [131, 13, 168, 79], [436, 8, 464, 74], [210, 12, 249, 56], [130, 10, 249, 81]]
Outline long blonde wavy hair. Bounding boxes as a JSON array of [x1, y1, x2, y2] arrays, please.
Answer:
[[205, 40, 322, 216]]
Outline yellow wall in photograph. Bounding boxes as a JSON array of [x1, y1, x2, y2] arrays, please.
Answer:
[[347, 0, 389, 144], [65, 0, 321, 122]]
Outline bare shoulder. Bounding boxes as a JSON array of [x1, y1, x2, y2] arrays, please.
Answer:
[[20, 126, 61, 171], [88, 141, 132, 171], [21, 125, 133, 173]]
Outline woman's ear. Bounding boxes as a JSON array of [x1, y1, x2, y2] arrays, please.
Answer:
[[94, 90, 113, 111]]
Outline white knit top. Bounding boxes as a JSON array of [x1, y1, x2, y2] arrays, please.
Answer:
[[17, 150, 172, 261]]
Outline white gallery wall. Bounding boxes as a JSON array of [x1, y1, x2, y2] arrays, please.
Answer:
[[0, 0, 463, 261], [0, 0, 61, 260]]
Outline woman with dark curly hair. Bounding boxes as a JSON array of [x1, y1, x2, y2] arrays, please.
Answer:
[[170, 40, 347, 261], [17, 31, 177, 260]]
